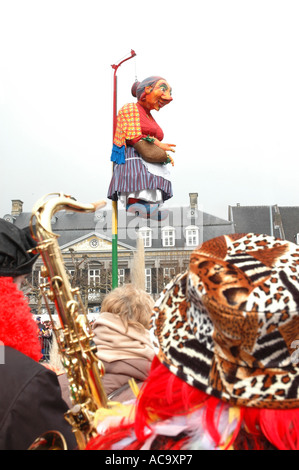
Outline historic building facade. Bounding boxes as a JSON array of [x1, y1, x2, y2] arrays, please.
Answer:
[[5, 197, 298, 317], [2, 194, 235, 315]]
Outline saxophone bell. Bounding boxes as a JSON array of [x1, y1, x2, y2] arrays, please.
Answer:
[[28, 431, 67, 450]]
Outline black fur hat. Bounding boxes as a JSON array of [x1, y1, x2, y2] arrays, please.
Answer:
[[0, 219, 39, 277]]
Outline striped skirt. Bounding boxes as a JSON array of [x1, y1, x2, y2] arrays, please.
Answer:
[[107, 146, 173, 202]]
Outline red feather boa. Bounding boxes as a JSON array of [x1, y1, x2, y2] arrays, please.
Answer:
[[87, 356, 299, 450], [0, 277, 42, 362]]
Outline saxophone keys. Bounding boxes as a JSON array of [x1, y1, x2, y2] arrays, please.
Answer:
[[40, 265, 48, 278], [46, 289, 55, 301]]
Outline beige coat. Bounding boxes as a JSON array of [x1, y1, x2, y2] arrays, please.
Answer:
[[93, 312, 155, 402]]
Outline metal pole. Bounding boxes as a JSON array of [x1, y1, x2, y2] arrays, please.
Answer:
[[111, 50, 136, 289]]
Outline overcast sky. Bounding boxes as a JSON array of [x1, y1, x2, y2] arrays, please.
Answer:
[[1, 0, 298, 221]]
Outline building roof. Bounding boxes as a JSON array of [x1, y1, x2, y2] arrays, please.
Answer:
[[229, 204, 299, 243], [2, 203, 235, 249]]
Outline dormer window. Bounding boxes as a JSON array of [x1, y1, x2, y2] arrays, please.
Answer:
[[185, 225, 199, 247], [138, 227, 153, 248], [162, 226, 175, 247]]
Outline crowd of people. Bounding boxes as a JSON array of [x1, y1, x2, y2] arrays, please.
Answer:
[[1, 215, 299, 450], [36, 318, 53, 362]]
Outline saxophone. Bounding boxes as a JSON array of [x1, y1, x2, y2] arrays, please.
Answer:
[[29, 192, 108, 450]]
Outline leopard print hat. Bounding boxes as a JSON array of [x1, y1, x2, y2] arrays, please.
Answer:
[[150, 233, 299, 409]]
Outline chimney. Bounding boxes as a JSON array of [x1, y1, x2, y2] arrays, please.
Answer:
[[189, 193, 198, 209], [11, 199, 23, 216]]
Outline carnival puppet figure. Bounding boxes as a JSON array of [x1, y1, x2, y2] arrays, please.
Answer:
[[107, 76, 175, 220]]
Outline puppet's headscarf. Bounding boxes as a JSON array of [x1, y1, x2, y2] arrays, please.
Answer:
[[131, 76, 165, 101]]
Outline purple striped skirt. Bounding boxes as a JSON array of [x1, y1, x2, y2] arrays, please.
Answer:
[[107, 146, 173, 202]]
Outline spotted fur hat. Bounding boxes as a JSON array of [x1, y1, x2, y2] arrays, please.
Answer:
[[150, 233, 299, 409]]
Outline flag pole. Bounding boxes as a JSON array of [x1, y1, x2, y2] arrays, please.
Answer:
[[111, 49, 136, 289]]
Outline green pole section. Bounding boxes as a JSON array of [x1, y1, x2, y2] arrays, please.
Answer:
[[112, 201, 118, 289]]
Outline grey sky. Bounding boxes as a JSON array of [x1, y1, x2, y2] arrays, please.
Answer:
[[1, 0, 298, 221]]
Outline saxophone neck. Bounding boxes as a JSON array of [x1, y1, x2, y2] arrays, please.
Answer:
[[30, 192, 106, 239]]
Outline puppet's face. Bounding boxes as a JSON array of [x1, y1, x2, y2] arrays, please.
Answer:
[[143, 79, 173, 111]]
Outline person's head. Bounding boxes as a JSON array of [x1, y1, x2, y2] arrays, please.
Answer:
[[0, 219, 38, 287], [151, 232, 299, 410], [100, 283, 154, 331], [0, 219, 41, 361], [131, 76, 173, 111]]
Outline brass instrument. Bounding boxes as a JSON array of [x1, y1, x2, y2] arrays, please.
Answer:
[[29, 192, 108, 450]]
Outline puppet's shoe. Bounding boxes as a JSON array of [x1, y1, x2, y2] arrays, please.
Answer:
[[126, 203, 148, 218], [144, 204, 168, 221], [145, 204, 159, 218], [150, 209, 169, 221]]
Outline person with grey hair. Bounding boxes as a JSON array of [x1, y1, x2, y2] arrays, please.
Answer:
[[93, 284, 155, 402]]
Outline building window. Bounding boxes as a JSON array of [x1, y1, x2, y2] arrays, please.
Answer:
[[163, 267, 176, 281], [185, 226, 199, 247], [118, 268, 125, 286], [138, 227, 152, 248], [162, 226, 175, 247], [37, 269, 46, 286], [89, 268, 100, 286], [145, 268, 152, 293], [67, 268, 79, 287]]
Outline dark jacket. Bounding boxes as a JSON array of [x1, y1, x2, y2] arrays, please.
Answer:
[[0, 346, 77, 450]]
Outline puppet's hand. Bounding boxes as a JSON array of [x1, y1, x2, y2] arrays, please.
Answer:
[[154, 139, 176, 153], [165, 154, 174, 166]]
